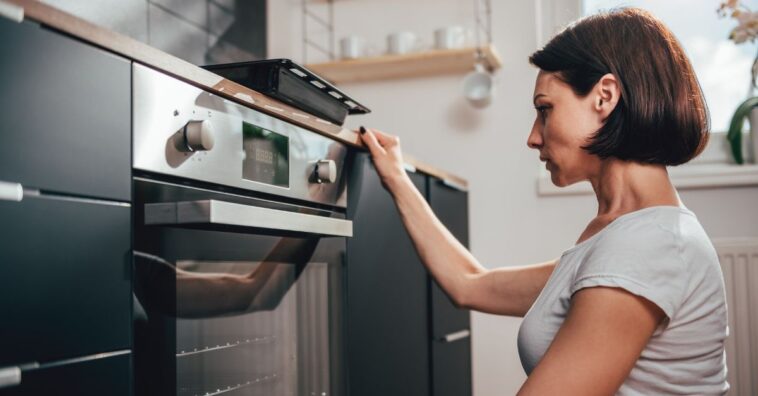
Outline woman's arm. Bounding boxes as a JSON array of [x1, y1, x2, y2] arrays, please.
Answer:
[[517, 287, 665, 395], [359, 127, 555, 316]]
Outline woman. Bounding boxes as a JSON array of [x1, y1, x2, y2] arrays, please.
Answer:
[[357, 8, 729, 396]]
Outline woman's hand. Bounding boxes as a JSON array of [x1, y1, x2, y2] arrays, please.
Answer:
[[357, 126, 410, 191]]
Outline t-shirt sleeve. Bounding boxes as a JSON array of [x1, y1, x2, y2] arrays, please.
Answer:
[[569, 221, 689, 327]]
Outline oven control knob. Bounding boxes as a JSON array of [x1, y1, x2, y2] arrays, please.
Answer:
[[180, 120, 215, 152], [314, 160, 337, 184]]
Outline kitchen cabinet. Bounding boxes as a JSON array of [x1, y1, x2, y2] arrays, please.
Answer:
[[0, 16, 133, 394], [346, 153, 431, 396], [0, 352, 131, 396], [428, 179, 472, 396], [346, 154, 472, 396], [0, 18, 131, 202], [0, 196, 132, 367]]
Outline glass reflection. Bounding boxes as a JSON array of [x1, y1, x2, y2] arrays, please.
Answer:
[[134, 237, 335, 396], [134, 237, 318, 318]]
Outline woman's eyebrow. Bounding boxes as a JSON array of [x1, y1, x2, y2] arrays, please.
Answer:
[[533, 93, 546, 106]]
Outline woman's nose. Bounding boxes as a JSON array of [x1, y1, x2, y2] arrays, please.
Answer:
[[527, 124, 543, 149]]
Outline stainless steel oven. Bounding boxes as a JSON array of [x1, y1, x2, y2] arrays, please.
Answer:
[[131, 64, 352, 396]]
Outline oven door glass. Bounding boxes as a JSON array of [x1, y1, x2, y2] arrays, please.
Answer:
[[134, 207, 346, 396]]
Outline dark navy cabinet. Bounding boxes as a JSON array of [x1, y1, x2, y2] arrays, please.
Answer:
[[346, 154, 472, 396], [0, 197, 132, 366], [0, 353, 131, 396], [428, 179, 472, 396], [0, 18, 131, 202], [0, 17, 132, 394], [346, 153, 431, 396]]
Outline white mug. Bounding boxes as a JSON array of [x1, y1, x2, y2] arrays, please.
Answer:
[[462, 63, 494, 108], [387, 31, 422, 55], [340, 36, 366, 59], [434, 26, 467, 50]]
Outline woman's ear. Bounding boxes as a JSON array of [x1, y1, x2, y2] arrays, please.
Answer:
[[594, 73, 620, 118]]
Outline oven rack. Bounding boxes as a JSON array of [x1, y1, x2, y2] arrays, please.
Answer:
[[177, 335, 277, 358], [182, 373, 279, 396]]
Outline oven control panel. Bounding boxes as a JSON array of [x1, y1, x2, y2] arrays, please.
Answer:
[[132, 64, 348, 208]]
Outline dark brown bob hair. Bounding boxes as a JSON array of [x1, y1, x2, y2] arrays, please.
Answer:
[[529, 7, 709, 166]]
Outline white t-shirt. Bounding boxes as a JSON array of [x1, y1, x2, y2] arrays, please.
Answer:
[[517, 206, 729, 395]]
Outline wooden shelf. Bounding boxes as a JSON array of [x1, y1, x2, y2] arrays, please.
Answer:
[[306, 44, 502, 84]]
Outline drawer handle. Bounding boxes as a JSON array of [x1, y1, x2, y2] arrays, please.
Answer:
[[0, 366, 21, 389], [439, 329, 471, 343], [441, 179, 468, 192], [0, 181, 23, 202]]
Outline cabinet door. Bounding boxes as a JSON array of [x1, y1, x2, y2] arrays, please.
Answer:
[[431, 337, 472, 396], [428, 179, 470, 337], [428, 178, 471, 396], [0, 18, 131, 201], [345, 154, 430, 396], [0, 352, 131, 396], [0, 195, 132, 367]]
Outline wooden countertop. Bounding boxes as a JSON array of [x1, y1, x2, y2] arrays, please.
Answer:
[[4, 0, 468, 190]]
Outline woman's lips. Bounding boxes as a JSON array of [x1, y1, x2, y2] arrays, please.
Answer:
[[539, 156, 552, 170]]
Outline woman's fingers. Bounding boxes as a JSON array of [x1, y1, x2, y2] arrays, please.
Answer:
[[358, 127, 400, 152], [370, 128, 399, 148], [356, 126, 408, 189], [358, 127, 387, 156]]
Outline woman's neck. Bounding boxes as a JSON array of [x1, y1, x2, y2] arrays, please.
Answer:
[[588, 159, 680, 217]]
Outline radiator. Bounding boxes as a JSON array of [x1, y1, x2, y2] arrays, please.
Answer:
[[713, 238, 758, 396]]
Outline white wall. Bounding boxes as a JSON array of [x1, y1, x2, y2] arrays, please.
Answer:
[[269, 1, 758, 394]]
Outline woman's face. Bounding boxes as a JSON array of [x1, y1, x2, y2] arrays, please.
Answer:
[[527, 71, 604, 187]]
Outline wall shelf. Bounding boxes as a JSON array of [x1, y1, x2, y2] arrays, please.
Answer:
[[305, 44, 502, 84]]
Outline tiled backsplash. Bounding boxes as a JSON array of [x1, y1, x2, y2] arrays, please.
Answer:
[[41, 0, 266, 65]]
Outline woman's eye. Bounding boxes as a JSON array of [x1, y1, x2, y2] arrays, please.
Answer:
[[535, 106, 549, 120]]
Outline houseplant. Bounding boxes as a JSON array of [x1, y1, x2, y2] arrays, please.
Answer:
[[719, 0, 758, 164]]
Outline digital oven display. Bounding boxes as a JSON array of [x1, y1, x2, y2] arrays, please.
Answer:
[[242, 121, 289, 187]]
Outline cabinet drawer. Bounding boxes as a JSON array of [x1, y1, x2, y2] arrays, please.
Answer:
[[0, 352, 131, 396], [0, 19, 131, 201], [431, 334, 472, 396], [0, 196, 131, 366]]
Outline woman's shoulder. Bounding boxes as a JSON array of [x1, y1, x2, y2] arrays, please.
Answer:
[[593, 205, 702, 248], [579, 206, 720, 284], [569, 206, 722, 322]]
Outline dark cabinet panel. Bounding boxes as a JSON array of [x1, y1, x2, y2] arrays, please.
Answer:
[[0, 353, 131, 396], [345, 154, 430, 396], [428, 179, 471, 339], [428, 179, 471, 396], [0, 19, 131, 201], [431, 338, 472, 396], [0, 196, 132, 366]]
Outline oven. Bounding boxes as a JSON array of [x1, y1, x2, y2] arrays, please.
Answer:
[[131, 64, 352, 396]]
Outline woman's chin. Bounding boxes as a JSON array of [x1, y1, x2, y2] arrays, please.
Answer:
[[550, 171, 587, 188], [549, 172, 570, 187], [550, 171, 567, 187]]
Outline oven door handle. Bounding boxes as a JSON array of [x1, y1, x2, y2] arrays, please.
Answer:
[[145, 199, 353, 237]]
